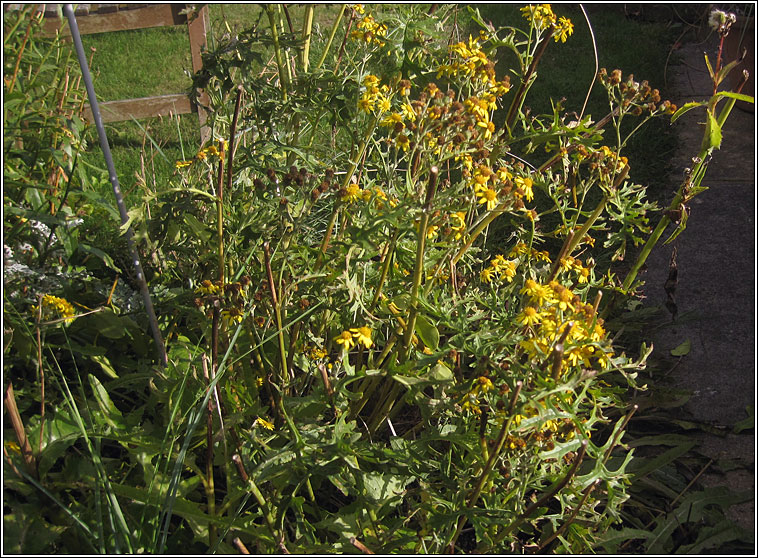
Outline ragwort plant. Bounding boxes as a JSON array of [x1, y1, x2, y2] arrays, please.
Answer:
[[4, 4, 752, 554], [156, 4, 660, 552]]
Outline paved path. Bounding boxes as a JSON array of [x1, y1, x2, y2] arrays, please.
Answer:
[[640, 34, 755, 532]]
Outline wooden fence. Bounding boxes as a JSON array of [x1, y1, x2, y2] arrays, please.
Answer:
[[25, 4, 210, 138]]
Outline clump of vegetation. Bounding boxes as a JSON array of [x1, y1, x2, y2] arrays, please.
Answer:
[[4, 4, 752, 554]]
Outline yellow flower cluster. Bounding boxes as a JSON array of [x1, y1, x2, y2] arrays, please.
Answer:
[[175, 139, 226, 169], [438, 32, 510, 93], [358, 74, 391, 114], [195, 279, 223, 296], [509, 400, 581, 451], [513, 175, 535, 202], [350, 13, 387, 47], [481, 254, 517, 284], [517, 278, 612, 371], [509, 242, 552, 263], [471, 164, 513, 211], [461, 375, 494, 414], [254, 416, 275, 430], [335, 326, 373, 351], [599, 145, 629, 174], [449, 211, 467, 240], [520, 4, 574, 42], [35, 294, 76, 321]]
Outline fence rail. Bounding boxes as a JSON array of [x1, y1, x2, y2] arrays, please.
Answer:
[[10, 3, 210, 139]]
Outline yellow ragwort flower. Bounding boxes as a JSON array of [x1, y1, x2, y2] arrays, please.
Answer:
[[350, 326, 373, 349], [255, 416, 275, 430], [476, 187, 498, 211], [335, 330, 357, 350], [36, 294, 76, 321], [517, 306, 541, 326], [342, 183, 363, 203]]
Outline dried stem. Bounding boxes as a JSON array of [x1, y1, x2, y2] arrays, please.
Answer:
[[505, 27, 555, 133], [35, 296, 45, 455], [4, 382, 37, 478], [448, 381, 523, 552], [538, 479, 601, 552], [551, 322, 574, 380], [350, 537, 375, 554], [202, 356, 217, 547]]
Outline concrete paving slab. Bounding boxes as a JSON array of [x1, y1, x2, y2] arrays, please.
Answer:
[[638, 33, 755, 533]]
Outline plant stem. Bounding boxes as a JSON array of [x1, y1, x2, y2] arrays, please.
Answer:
[[318, 114, 378, 265], [538, 479, 601, 552], [4, 382, 37, 478], [315, 5, 347, 71], [301, 5, 314, 72], [491, 439, 588, 547], [451, 200, 511, 266], [265, 5, 289, 100], [369, 230, 399, 313], [264, 242, 289, 390], [504, 27, 555, 134], [202, 356, 218, 548], [232, 454, 281, 545], [448, 381, 522, 552], [402, 168, 438, 360]]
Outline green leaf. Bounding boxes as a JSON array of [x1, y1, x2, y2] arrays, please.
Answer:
[[361, 471, 411, 508], [78, 243, 122, 273], [538, 438, 582, 460], [701, 110, 722, 151], [675, 519, 753, 554], [596, 527, 654, 553], [703, 53, 715, 81], [3, 505, 67, 554], [630, 442, 696, 479], [88, 374, 125, 430], [78, 310, 129, 339], [430, 361, 453, 381], [670, 339, 691, 356], [32, 408, 81, 476], [648, 487, 752, 552], [713, 90, 755, 104], [91, 354, 119, 378], [670, 101, 704, 123], [732, 406, 754, 434], [183, 213, 212, 243], [414, 314, 439, 351]]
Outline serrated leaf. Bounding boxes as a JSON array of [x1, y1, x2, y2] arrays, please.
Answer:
[[670, 339, 691, 356], [701, 110, 722, 151]]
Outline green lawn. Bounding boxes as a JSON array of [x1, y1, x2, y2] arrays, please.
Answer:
[[78, 5, 679, 204]]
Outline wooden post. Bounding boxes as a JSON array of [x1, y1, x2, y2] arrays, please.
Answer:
[[29, 4, 210, 140], [187, 4, 211, 143]]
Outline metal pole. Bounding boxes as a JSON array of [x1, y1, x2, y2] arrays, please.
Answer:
[[63, 4, 167, 366]]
